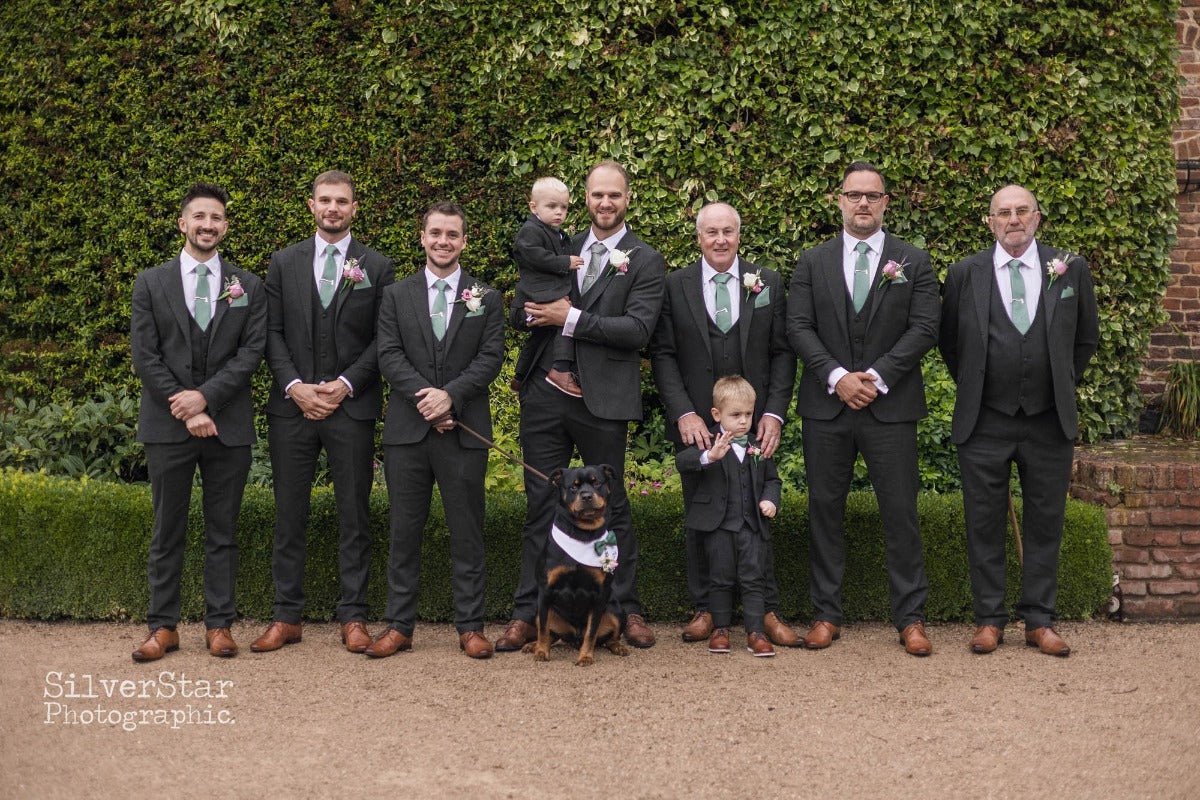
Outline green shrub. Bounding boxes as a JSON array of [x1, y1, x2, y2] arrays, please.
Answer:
[[0, 471, 1112, 623]]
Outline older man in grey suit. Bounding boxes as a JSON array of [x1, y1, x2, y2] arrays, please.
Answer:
[[130, 182, 266, 662]]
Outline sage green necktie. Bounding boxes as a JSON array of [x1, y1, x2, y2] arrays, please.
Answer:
[[1007, 259, 1031, 334], [193, 262, 211, 331], [319, 244, 338, 308], [432, 279, 449, 341], [852, 241, 870, 313], [713, 272, 733, 333], [581, 241, 607, 293]]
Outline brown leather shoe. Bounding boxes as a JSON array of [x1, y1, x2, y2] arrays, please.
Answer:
[[802, 620, 841, 649], [365, 628, 412, 658], [970, 625, 1004, 654], [205, 627, 238, 658], [132, 627, 179, 663], [459, 631, 494, 659], [1026, 626, 1071, 657], [747, 631, 776, 657], [708, 627, 731, 653], [495, 619, 536, 652], [763, 611, 801, 647], [624, 613, 656, 648], [250, 621, 302, 652], [682, 611, 714, 642], [545, 368, 584, 398], [900, 621, 932, 657], [340, 621, 372, 653]]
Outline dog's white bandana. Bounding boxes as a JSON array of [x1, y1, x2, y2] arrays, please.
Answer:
[[551, 524, 619, 573]]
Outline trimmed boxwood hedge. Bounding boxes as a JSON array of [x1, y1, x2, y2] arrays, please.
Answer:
[[0, 471, 1111, 623]]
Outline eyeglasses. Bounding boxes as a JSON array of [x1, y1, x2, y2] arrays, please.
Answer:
[[841, 191, 886, 204], [990, 207, 1037, 221]]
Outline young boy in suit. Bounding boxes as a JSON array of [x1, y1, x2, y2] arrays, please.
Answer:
[[675, 376, 782, 657]]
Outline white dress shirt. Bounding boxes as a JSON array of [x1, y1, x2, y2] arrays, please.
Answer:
[[701, 257, 741, 328], [179, 250, 220, 324], [562, 225, 628, 337], [826, 229, 889, 396], [426, 266, 461, 317], [992, 240, 1043, 325], [313, 232, 352, 295]]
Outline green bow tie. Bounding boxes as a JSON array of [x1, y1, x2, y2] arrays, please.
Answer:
[[731, 435, 749, 446], [592, 530, 617, 556]]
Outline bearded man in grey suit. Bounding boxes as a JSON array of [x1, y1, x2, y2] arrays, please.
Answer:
[[252, 170, 395, 655], [940, 184, 1098, 658], [130, 182, 266, 662], [787, 161, 939, 657]]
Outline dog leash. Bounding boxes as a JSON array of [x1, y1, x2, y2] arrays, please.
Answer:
[[443, 418, 552, 483]]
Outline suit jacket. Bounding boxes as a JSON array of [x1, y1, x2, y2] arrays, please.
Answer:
[[265, 237, 395, 420], [650, 259, 795, 445], [511, 228, 665, 422], [131, 256, 266, 447], [377, 270, 505, 448], [675, 428, 783, 536], [939, 243, 1099, 442], [512, 214, 574, 303], [786, 233, 939, 422]]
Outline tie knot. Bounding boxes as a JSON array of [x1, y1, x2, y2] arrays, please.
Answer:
[[325, 244, 339, 257], [1007, 259, 1023, 271], [434, 279, 450, 292], [195, 262, 210, 277], [713, 272, 732, 285], [590, 241, 607, 256], [855, 241, 870, 254]]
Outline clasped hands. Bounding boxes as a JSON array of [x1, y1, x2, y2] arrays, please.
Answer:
[[168, 389, 218, 438], [415, 387, 457, 433], [835, 371, 880, 410], [289, 380, 350, 421]]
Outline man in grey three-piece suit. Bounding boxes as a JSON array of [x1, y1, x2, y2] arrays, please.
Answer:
[[131, 183, 266, 662], [940, 184, 1098, 658], [252, 171, 395, 655], [787, 161, 939, 657]]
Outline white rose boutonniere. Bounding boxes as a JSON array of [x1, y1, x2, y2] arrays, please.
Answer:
[[606, 246, 640, 277]]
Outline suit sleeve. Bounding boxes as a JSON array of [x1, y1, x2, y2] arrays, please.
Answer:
[[938, 262, 964, 382], [867, 251, 940, 387], [265, 252, 303, 392], [787, 250, 841, 385], [1072, 258, 1099, 384], [130, 272, 185, 403], [649, 283, 697, 423], [443, 290, 506, 412], [376, 287, 435, 402], [675, 444, 706, 474], [764, 270, 797, 420], [761, 458, 782, 509], [513, 225, 572, 276], [571, 250, 666, 351], [197, 274, 267, 411], [339, 256, 396, 393]]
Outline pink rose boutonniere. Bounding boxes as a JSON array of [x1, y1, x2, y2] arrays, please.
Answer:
[[456, 283, 486, 314], [877, 258, 909, 289], [342, 257, 366, 285], [218, 276, 245, 304], [746, 443, 763, 464], [1046, 254, 1074, 285]]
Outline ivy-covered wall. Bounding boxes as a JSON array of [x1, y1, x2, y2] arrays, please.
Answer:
[[0, 1, 1178, 487]]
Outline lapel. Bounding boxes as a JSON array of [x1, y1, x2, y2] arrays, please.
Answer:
[[737, 260, 755, 361], [291, 238, 317, 339], [406, 275, 436, 357], [1037, 243, 1059, 330], [161, 258, 192, 349], [818, 239, 851, 345], [441, 270, 472, 353], [207, 256, 231, 343], [578, 230, 635, 311], [970, 251, 993, 348], [332, 239, 363, 321], [682, 262, 713, 361], [865, 234, 896, 330]]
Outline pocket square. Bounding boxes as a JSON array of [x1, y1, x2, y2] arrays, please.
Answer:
[[465, 306, 485, 318], [1060, 286, 1075, 299], [228, 295, 249, 308], [753, 286, 771, 308], [351, 272, 373, 289]]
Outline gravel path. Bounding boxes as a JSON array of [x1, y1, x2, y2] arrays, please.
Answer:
[[1, 619, 1197, 799]]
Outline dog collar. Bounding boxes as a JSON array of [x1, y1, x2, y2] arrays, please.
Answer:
[[551, 524, 619, 573]]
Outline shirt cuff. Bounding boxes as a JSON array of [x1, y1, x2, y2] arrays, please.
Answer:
[[763, 412, 784, 424], [699, 451, 712, 466], [562, 307, 583, 337], [678, 410, 699, 423], [827, 367, 848, 395], [338, 376, 354, 397], [284, 379, 301, 399], [866, 368, 888, 394]]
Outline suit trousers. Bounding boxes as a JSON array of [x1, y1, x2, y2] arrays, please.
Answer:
[[513, 376, 642, 621], [705, 525, 766, 632], [957, 405, 1073, 629], [382, 435, 488, 636], [144, 438, 251, 630], [802, 410, 928, 629], [679, 463, 782, 614], [268, 407, 375, 623]]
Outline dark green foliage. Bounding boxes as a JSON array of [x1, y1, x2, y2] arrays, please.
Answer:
[[0, 472, 1112, 623], [0, 1, 1178, 492]]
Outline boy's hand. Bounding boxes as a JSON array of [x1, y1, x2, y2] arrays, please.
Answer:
[[707, 430, 733, 462], [759, 500, 777, 518], [568, 255, 585, 270]]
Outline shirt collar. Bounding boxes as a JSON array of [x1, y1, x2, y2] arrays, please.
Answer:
[[842, 229, 886, 258], [582, 224, 628, 255], [426, 266, 461, 293], [180, 249, 219, 276], [316, 232, 352, 257], [701, 256, 741, 284], [993, 239, 1040, 272]]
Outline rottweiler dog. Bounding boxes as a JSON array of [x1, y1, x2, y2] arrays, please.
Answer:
[[524, 465, 631, 666]]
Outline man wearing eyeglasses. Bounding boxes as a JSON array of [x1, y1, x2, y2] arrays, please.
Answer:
[[939, 185, 1098, 657], [786, 161, 940, 656]]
